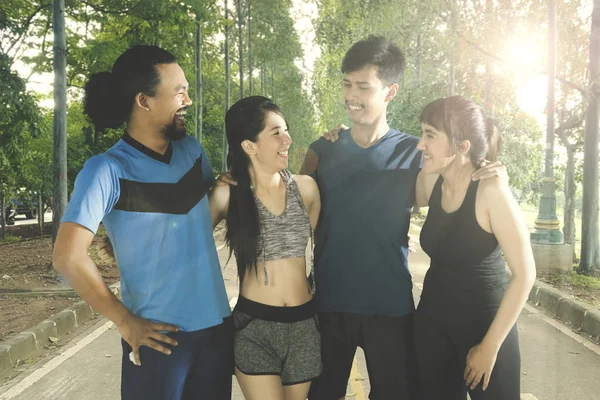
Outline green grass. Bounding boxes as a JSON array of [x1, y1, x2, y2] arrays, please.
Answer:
[[543, 270, 600, 290], [0, 235, 21, 244]]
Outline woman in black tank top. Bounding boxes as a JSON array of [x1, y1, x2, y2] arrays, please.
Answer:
[[413, 97, 536, 400]]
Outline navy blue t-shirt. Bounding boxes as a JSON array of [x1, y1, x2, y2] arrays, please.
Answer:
[[310, 129, 421, 316]]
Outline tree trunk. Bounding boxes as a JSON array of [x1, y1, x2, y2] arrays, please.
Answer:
[[38, 190, 43, 237], [195, 16, 203, 143], [52, 0, 68, 246], [271, 65, 275, 102], [247, 0, 252, 96], [579, 0, 600, 274], [483, 0, 494, 115], [223, 0, 230, 171], [448, 2, 457, 96], [1, 193, 6, 240], [563, 147, 576, 246], [236, 0, 244, 99], [484, 65, 494, 116], [449, 59, 455, 96], [546, 0, 557, 181], [261, 62, 265, 96]]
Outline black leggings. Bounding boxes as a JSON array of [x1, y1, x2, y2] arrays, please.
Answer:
[[414, 304, 521, 400]]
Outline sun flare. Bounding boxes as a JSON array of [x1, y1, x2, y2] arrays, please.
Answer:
[[505, 36, 547, 117]]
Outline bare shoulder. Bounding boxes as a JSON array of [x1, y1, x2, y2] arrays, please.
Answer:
[[478, 177, 513, 206], [293, 174, 319, 193], [293, 174, 320, 202], [415, 171, 439, 207]]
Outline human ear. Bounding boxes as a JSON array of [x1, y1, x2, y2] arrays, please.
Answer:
[[242, 139, 256, 156], [135, 93, 150, 111], [457, 140, 471, 156], [385, 83, 399, 102]]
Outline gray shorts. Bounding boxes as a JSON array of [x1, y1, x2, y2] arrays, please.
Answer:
[[233, 297, 322, 386]]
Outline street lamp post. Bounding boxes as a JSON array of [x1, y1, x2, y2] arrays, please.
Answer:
[[531, 0, 563, 245]]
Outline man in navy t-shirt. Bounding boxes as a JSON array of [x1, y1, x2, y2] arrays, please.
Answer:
[[303, 36, 503, 400], [302, 36, 423, 400], [53, 46, 232, 400]]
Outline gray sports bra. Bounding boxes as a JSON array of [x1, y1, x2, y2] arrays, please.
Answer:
[[254, 170, 315, 292]]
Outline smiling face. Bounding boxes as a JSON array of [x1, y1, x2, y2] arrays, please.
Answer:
[[145, 63, 192, 140], [342, 65, 396, 127], [417, 123, 457, 174], [246, 111, 292, 172]]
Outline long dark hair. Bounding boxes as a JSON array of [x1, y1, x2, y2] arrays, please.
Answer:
[[224, 96, 285, 282], [420, 96, 502, 166], [83, 45, 177, 131]]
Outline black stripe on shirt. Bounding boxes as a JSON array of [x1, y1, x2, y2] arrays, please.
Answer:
[[114, 155, 209, 214]]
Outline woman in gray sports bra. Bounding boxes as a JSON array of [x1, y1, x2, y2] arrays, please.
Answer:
[[209, 96, 322, 400]]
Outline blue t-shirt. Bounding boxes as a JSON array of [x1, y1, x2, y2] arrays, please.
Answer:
[[310, 129, 422, 316], [62, 133, 231, 332]]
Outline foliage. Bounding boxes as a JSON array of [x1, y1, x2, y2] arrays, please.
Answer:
[[0, 52, 44, 199]]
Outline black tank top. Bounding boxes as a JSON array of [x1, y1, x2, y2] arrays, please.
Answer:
[[419, 176, 507, 309]]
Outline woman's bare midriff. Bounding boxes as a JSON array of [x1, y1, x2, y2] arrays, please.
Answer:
[[240, 257, 312, 306]]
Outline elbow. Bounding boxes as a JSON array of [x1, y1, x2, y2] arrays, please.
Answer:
[[526, 258, 537, 284], [526, 267, 537, 288], [508, 262, 536, 290], [518, 264, 537, 290]]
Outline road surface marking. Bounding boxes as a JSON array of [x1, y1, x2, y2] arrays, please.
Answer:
[[229, 296, 238, 310], [524, 303, 600, 357], [347, 356, 366, 400], [0, 320, 114, 400]]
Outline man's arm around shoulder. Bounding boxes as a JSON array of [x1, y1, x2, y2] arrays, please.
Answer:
[[300, 146, 319, 176]]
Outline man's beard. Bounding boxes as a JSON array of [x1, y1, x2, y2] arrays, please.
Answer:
[[162, 118, 187, 141]]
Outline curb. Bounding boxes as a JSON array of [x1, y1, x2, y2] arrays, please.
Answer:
[[528, 280, 600, 342], [0, 282, 120, 379]]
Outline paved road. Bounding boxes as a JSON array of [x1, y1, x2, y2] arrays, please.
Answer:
[[0, 244, 599, 400]]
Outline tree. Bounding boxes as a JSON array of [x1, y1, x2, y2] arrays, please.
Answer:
[[552, 0, 589, 250], [579, 0, 600, 274], [311, 0, 545, 193], [195, 14, 203, 143], [52, 0, 67, 244], [236, 0, 244, 99], [555, 118, 584, 247], [20, 119, 53, 236], [247, 0, 252, 95], [0, 1, 52, 66], [0, 53, 42, 239], [223, 0, 231, 171], [248, 0, 316, 170], [8, 0, 315, 181]]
